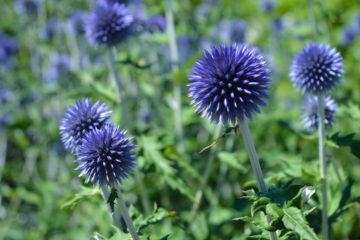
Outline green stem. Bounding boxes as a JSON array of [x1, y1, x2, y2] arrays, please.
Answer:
[[190, 125, 221, 218], [114, 185, 140, 240], [307, 0, 319, 40], [239, 119, 278, 240], [100, 185, 126, 232], [107, 47, 152, 215], [107, 47, 132, 131], [317, 94, 328, 240], [165, 0, 184, 154], [0, 135, 7, 183]]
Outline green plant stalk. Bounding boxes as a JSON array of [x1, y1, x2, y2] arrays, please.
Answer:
[[0, 135, 7, 183], [317, 94, 328, 240], [114, 185, 140, 240], [239, 119, 278, 240], [107, 47, 152, 215], [165, 0, 185, 154], [100, 185, 126, 232], [190, 125, 221, 218]]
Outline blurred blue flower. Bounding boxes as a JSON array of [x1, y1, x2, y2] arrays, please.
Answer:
[[210, 19, 247, 44], [289, 43, 343, 94], [0, 32, 18, 64], [301, 95, 337, 130], [40, 19, 59, 41], [67, 12, 87, 36], [14, 0, 38, 15], [146, 15, 166, 33], [188, 43, 271, 125], [48, 54, 73, 82], [85, 2, 134, 46], [177, 35, 195, 66], [59, 98, 112, 153], [340, 27, 357, 47], [260, 0, 275, 13], [0, 84, 14, 131], [74, 123, 137, 187]]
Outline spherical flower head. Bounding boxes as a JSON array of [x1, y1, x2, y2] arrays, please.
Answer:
[[40, 19, 59, 41], [48, 54, 72, 82], [188, 43, 271, 125], [85, 2, 134, 46], [146, 15, 166, 33], [74, 123, 137, 187], [59, 98, 112, 153], [0, 33, 18, 63], [289, 43, 343, 94], [14, 0, 38, 15], [67, 12, 87, 36], [301, 95, 337, 131]]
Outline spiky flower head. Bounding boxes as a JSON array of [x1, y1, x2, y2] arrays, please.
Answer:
[[59, 98, 112, 153], [85, 1, 134, 46], [290, 43, 343, 94], [301, 95, 337, 130], [74, 123, 137, 187], [188, 43, 271, 125]]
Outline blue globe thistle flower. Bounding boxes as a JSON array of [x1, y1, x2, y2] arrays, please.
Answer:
[[74, 123, 137, 187], [211, 19, 247, 44], [0, 32, 18, 64], [340, 27, 357, 47], [48, 54, 73, 82], [260, 0, 275, 13], [67, 12, 87, 36], [146, 15, 166, 33], [59, 98, 112, 153], [14, 0, 38, 15], [85, 2, 134, 46], [289, 43, 343, 94], [40, 19, 59, 41], [301, 95, 337, 130], [188, 43, 271, 125]]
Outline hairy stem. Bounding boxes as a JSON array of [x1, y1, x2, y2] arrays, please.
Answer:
[[114, 185, 140, 240], [239, 119, 278, 240], [317, 94, 328, 240]]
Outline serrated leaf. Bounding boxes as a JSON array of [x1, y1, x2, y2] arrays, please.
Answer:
[[266, 203, 284, 218], [282, 207, 319, 240], [61, 187, 101, 210], [163, 175, 194, 202], [251, 197, 271, 216], [328, 132, 360, 158], [217, 152, 247, 172], [233, 216, 267, 229], [139, 207, 176, 231]]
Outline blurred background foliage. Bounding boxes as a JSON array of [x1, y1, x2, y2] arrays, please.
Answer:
[[1, 0, 360, 239]]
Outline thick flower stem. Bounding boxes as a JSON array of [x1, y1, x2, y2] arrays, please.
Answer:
[[114, 185, 140, 240], [107, 47, 152, 216], [239, 119, 278, 240], [99, 185, 126, 232], [317, 94, 328, 240], [165, 0, 185, 154]]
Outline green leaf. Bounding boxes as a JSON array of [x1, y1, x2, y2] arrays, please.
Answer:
[[328, 132, 360, 158], [107, 187, 118, 213], [61, 187, 101, 210], [163, 175, 195, 202], [217, 152, 247, 172], [266, 203, 284, 218], [232, 216, 267, 229], [282, 207, 319, 240], [251, 197, 271, 216], [139, 207, 176, 231], [159, 234, 171, 240]]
